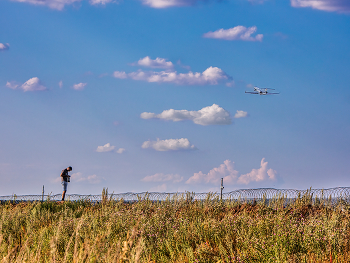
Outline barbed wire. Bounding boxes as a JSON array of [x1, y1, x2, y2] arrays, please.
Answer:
[[1, 187, 350, 203]]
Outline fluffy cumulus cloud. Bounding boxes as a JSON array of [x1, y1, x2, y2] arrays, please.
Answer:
[[290, 0, 350, 13], [237, 158, 276, 184], [186, 158, 276, 185], [136, 56, 174, 69], [6, 77, 46, 92], [141, 104, 232, 125], [21, 78, 47, 91], [142, 173, 183, 183], [116, 148, 126, 154], [142, 138, 196, 151], [203, 26, 263, 42], [5, 81, 19, 90], [89, 0, 114, 5], [113, 71, 128, 79], [11, 0, 118, 9], [72, 83, 87, 90], [114, 66, 230, 85], [141, 0, 198, 8], [140, 0, 225, 8], [234, 110, 248, 119], [0, 43, 10, 51], [186, 160, 239, 185], [71, 172, 102, 184], [96, 143, 115, 152], [10, 0, 82, 10]]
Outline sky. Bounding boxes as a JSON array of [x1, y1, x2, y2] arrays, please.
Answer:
[[1, 0, 350, 196]]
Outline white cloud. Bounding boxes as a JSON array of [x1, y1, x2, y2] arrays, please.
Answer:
[[247, 0, 268, 3], [0, 43, 10, 51], [141, 104, 232, 125], [237, 158, 276, 184], [58, 80, 63, 88], [72, 83, 87, 90], [142, 138, 196, 151], [11, 0, 82, 10], [186, 160, 239, 184], [114, 66, 230, 85], [113, 71, 128, 79], [96, 143, 115, 152], [89, 0, 113, 5], [116, 148, 125, 154], [203, 26, 263, 42], [136, 56, 174, 69], [140, 0, 224, 8], [291, 0, 350, 13], [71, 172, 102, 184], [21, 77, 47, 91], [141, 0, 197, 8], [234, 110, 248, 118], [186, 158, 276, 185], [140, 112, 156, 119], [7, 77, 47, 92], [6, 81, 19, 90], [142, 173, 183, 183]]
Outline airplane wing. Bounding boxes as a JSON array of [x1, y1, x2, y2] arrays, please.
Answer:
[[266, 92, 280, 95], [245, 91, 259, 94]]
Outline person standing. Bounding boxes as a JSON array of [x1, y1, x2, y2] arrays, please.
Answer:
[[61, 166, 72, 201]]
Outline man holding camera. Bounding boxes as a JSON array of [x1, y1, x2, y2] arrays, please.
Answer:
[[61, 166, 72, 201]]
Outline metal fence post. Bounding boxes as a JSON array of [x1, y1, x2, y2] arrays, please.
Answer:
[[220, 178, 224, 200], [42, 185, 44, 202]]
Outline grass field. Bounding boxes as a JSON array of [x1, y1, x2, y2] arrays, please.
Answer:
[[1, 190, 349, 262]]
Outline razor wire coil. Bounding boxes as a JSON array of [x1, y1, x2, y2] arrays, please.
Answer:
[[1, 187, 350, 203]]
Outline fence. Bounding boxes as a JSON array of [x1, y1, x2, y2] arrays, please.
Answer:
[[1, 187, 350, 203]]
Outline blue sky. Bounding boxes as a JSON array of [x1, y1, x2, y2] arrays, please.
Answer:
[[1, 0, 350, 195]]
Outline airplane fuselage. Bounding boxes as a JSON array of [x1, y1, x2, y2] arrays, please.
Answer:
[[245, 86, 279, 95]]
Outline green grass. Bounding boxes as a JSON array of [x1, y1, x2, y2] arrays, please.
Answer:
[[1, 192, 350, 262]]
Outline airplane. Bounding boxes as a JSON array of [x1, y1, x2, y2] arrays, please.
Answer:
[[245, 86, 279, 95]]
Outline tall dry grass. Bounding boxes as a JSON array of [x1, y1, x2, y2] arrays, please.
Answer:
[[1, 191, 350, 262]]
